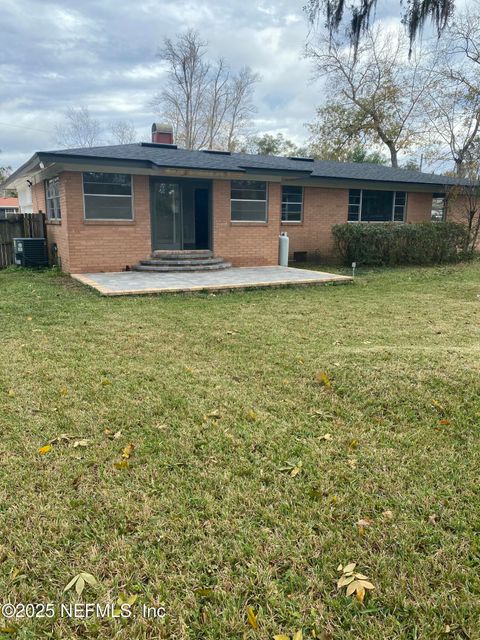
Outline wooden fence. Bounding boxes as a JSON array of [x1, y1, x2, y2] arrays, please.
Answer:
[[0, 213, 46, 268]]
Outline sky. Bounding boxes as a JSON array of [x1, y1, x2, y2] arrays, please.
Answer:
[[0, 0, 471, 170]]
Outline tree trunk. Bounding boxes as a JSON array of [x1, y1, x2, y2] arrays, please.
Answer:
[[386, 143, 398, 168]]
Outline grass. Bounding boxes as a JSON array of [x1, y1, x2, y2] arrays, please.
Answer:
[[0, 262, 479, 639]]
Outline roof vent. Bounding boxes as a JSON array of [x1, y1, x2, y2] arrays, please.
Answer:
[[202, 149, 231, 156], [289, 156, 314, 162], [141, 142, 178, 149]]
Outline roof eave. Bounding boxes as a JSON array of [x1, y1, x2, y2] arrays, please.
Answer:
[[2, 153, 43, 188]]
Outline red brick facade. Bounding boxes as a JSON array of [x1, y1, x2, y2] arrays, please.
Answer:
[[31, 170, 442, 273]]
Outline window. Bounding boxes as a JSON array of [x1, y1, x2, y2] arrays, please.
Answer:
[[348, 189, 407, 222], [83, 172, 132, 220], [431, 193, 446, 222], [45, 177, 61, 220], [231, 180, 267, 222], [281, 186, 303, 222]]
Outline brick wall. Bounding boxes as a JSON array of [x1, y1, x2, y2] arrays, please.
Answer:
[[405, 192, 433, 223], [60, 172, 151, 273], [212, 179, 281, 266], [32, 180, 71, 272], [281, 186, 349, 262]]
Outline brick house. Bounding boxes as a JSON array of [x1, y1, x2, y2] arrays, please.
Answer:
[[2, 123, 468, 274]]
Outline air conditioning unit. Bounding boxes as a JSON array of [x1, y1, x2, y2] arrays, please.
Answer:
[[13, 238, 48, 268]]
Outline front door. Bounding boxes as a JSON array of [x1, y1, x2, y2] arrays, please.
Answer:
[[151, 181, 182, 250]]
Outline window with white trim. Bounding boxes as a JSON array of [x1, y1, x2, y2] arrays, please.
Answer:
[[45, 177, 61, 220], [83, 172, 133, 220], [281, 186, 303, 222], [348, 189, 407, 222], [431, 193, 446, 222], [231, 180, 267, 222]]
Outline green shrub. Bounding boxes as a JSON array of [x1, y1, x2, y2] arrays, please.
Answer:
[[331, 222, 469, 266]]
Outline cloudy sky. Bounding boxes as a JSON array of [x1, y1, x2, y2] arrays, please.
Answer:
[[0, 0, 469, 170]]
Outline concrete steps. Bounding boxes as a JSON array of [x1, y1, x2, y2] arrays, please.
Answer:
[[133, 250, 232, 273]]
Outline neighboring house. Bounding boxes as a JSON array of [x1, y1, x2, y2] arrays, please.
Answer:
[[0, 197, 19, 218], [1, 123, 468, 273]]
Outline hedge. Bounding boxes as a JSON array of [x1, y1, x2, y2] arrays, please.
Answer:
[[331, 222, 469, 266]]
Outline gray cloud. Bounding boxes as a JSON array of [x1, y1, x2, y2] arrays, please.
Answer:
[[0, 0, 469, 169]]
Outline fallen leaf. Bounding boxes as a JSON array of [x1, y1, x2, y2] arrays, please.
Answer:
[[246, 410, 258, 422], [349, 439, 359, 449], [319, 433, 333, 441], [348, 458, 357, 469], [382, 510, 394, 519], [355, 585, 365, 603], [116, 592, 138, 606], [431, 399, 445, 415], [73, 439, 90, 448], [101, 379, 112, 386], [205, 409, 221, 419], [122, 443, 135, 459], [38, 444, 52, 455], [293, 632, 303, 640], [27, 316, 32, 321], [246, 605, 258, 629], [356, 518, 372, 535], [0, 625, 16, 634], [290, 461, 303, 477], [343, 563, 356, 573], [273, 636, 290, 640], [438, 419, 450, 425], [114, 460, 129, 469], [315, 371, 332, 388], [64, 572, 97, 597], [59, 386, 69, 397], [7, 389, 15, 397]]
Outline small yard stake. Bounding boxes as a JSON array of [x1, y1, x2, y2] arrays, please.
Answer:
[[352, 261, 356, 278]]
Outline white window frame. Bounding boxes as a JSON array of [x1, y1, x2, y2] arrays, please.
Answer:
[[45, 177, 61, 221], [230, 180, 268, 223], [348, 189, 407, 223], [82, 172, 134, 221], [281, 185, 303, 223]]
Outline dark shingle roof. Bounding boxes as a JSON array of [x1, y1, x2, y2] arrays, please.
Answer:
[[37, 142, 467, 187]]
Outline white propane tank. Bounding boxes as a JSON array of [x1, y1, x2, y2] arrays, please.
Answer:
[[279, 232, 289, 266]]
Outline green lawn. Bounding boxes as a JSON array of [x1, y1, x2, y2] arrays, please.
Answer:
[[0, 262, 479, 639]]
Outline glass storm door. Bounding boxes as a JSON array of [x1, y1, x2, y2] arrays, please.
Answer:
[[152, 181, 182, 250]]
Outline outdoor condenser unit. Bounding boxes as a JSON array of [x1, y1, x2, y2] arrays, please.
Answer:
[[13, 238, 48, 268]]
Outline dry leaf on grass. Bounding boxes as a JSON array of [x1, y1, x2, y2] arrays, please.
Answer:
[[278, 461, 303, 477], [38, 444, 52, 455], [356, 518, 372, 535], [64, 572, 97, 597], [122, 443, 135, 459], [337, 563, 375, 604], [246, 605, 258, 629], [315, 371, 332, 388], [319, 433, 333, 441], [382, 509, 394, 519]]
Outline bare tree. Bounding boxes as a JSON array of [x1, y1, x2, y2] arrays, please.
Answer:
[[109, 120, 137, 145], [423, 4, 480, 176], [152, 30, 259, 150], [225, 66, 260, 151], [306, 28, 433, 167], [304, 0, 454, 56], [55, 106, 102, 148]]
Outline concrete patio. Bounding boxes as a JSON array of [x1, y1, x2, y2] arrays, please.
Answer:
[[72, 266, 352, 296]]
